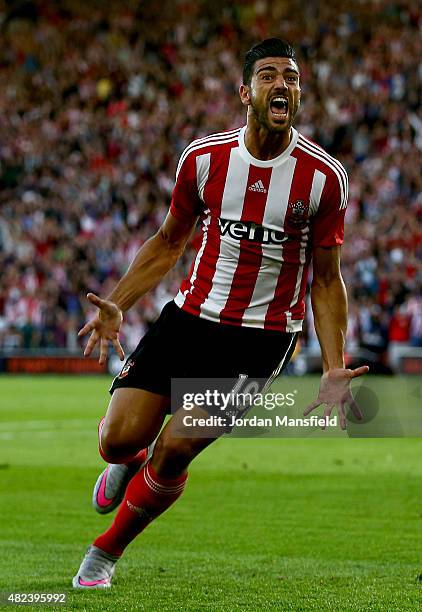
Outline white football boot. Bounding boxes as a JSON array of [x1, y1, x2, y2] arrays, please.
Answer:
[[72, 545, 119, 589]]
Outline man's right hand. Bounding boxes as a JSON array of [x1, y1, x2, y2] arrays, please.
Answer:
[[78, 293, 125, 365]]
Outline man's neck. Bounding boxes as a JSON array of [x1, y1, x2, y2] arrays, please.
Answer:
[[244, 122, 292, 161]]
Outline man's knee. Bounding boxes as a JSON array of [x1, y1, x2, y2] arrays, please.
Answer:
[[100, 422, 143, 463]]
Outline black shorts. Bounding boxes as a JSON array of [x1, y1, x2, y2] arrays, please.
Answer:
[[110, 300, 298, 398]]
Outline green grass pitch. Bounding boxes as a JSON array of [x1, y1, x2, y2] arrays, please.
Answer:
[[0, 375, 421, 611]]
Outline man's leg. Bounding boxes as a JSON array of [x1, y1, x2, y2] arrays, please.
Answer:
[[73, 388, 172, 588], [93, 388, 169, 514], [90, 406, 218, 558]]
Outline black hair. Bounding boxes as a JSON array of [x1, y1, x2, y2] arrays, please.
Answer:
[[243, 38, 297, 85]]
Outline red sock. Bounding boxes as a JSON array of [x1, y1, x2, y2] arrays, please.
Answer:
[[98, 417, 147, 466], [94, 462, 188, 556]]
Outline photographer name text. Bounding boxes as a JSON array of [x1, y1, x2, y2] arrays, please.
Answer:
[[182, 414, 338, 428]]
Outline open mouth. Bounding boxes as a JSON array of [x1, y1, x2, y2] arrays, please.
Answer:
[[270, 96, 288, 119]]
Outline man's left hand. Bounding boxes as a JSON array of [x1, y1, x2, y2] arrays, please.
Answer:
[[304, 366, 369, 430]]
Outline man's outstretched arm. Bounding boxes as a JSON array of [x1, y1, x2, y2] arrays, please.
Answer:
[[311, 245, 347, 372], [108, 211, 197, 312], [79, 211, 198, 363], [306, 245, 368, 429]]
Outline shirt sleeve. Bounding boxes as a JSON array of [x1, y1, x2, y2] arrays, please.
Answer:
[[312, 166, 348, 247], [169, 150, 203, 221]]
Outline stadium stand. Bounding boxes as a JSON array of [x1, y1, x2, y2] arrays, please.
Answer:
[[0, 0, 420, 372]]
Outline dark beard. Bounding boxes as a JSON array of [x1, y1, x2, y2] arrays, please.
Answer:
[[250, 100, 290, 133]]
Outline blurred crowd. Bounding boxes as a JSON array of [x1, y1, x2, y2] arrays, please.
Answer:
[[0, 0, 421, 371]]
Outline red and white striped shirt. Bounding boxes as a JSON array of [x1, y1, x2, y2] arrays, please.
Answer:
[[170, 126, 348, 332]]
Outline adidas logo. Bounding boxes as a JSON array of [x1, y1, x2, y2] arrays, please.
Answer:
[[248, 179, 267, 193]]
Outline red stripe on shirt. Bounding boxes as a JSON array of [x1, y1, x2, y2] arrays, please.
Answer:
[[184, 144, 235, 315], [219, 165, 273, 325], [264, 149, 314, 329]]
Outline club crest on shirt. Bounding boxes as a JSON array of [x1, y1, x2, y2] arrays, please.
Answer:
[[118, 359, 135, 379], [287, 199, 309, 229]]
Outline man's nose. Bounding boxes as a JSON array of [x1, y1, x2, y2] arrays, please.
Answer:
[[274, 75, 288, 89]]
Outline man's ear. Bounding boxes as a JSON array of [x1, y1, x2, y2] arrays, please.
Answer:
[[239, 83, 251, 107]]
